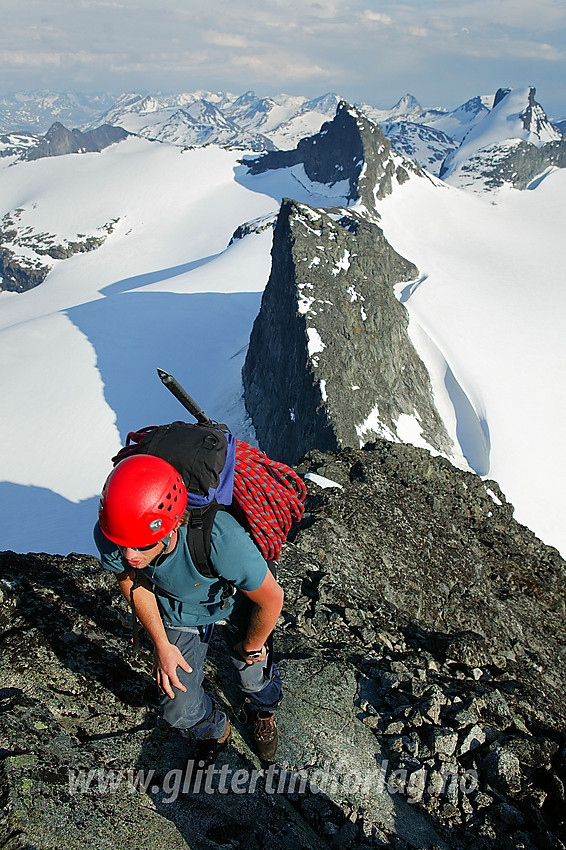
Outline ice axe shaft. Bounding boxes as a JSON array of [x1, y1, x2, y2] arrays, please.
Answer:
[[157, 368, 215, 426]]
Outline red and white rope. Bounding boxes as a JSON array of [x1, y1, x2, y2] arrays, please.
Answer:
[[233, 440, 307, 561]]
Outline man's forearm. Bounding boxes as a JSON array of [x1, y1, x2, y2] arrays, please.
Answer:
[[243, 595, 283, 651], [117, 575, 169, 650]]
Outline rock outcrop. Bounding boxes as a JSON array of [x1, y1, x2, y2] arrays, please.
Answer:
[[449, 138, 566, 191], [242, 102, 452, 466], [0, 209, 118, 293], [246, 101, 420, 213], [242, 198, 452, 466], [26, 121, 129, 161], [1, 439, 565, 849]]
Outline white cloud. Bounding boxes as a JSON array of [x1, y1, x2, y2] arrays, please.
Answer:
[[363, 10, 392, 25], [232, 53, 335, 80], [408, 26, 428, 38], [203, 32, 248, 48], [0, 0, 564, 116]]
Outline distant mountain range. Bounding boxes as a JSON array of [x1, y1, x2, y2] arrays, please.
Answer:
[[1, 87, 564, 179], [0, 91, 115, 133]]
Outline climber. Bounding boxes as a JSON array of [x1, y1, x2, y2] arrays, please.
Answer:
[[93, 453, 284, 763]]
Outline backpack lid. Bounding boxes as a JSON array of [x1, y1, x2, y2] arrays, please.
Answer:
[[134, 421, 236, 509]]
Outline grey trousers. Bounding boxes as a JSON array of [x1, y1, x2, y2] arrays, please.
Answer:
[[159, 617, 283, 739]]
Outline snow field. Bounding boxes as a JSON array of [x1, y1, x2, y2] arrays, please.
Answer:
[[0, 141, 277, 554], [378, 167, 566, 555]]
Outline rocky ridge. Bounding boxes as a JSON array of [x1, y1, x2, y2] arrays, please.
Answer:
[[1, 439, 565, 849], [245, 101, 421, 215], [443, 138, 566, 191], [26, 122, 130, 161], [0, 133, 39, 160], [242, 104, 451, 467], [242, 199, 452, 466]]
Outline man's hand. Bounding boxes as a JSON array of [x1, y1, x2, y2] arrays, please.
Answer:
[[152, 643, 192, 699], [233, 641, 267, 665]]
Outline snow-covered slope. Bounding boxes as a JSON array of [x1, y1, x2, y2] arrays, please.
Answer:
[[374, 167, 566, 556], [0, 139, 278, 554], [1, 108, 565, 561]]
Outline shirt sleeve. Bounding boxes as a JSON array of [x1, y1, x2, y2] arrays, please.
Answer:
[[93, 521, 127, 574], [209, 511, 268, 591]]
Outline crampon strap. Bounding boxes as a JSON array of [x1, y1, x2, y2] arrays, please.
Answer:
[[232, 441, 307, 562]]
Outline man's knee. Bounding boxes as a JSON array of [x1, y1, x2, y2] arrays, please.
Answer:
[[161, 685, 209, 729]]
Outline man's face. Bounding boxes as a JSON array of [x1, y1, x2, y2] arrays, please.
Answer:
[[118, 541, 166, 570]]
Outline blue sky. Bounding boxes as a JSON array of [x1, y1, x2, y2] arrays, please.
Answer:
[[1, 0, 565, 116]]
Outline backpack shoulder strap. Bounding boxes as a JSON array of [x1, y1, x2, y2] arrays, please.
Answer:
[[186, 505, 234, 609], [187, 504, 218, 579]]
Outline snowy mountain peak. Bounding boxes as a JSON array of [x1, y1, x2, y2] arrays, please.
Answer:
[[138, 95, 162, 114], [230, 90, 261, 110], [78, 89, 340, 152], [391, 93, 424, 117], [358, 93, 439, 127], [440, 86, 565, 188]]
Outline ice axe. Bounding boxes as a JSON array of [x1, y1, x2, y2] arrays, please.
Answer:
[[156, 368, 228, 430]]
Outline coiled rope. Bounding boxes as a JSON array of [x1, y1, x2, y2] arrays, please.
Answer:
[[233, 440, 307, 561]]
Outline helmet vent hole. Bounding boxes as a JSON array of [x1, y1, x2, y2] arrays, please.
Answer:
[[157, 502, 164, 510]]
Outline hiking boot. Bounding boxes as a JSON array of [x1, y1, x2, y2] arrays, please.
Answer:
[[191, 718, 232, 765], [249, 709, 278, 761]]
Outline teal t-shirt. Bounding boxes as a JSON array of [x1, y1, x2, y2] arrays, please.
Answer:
[[94, 511, 267, 627]]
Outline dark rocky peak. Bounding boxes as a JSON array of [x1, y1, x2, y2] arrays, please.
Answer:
[[243, 198, 452, 465], [493, 87, 511, 108], [26, 121, 129, 161], [520, 86, 556, 138], [245, 101, 421, 214]]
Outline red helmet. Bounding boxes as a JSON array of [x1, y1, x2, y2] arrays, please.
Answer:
[[99, 454, 187, 548]]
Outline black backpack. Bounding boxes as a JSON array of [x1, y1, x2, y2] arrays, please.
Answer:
[[113, 420, 237, 605]]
